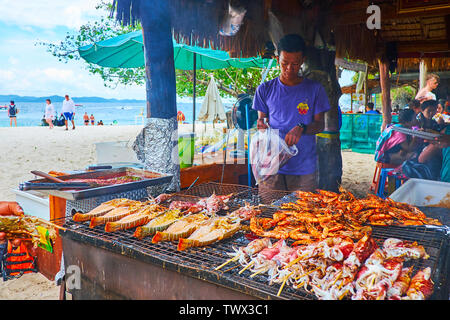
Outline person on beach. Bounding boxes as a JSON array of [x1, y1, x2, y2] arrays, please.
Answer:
[[90, 114, 95, 125], [374, 109, 420, 166], [253, 34, 330, 192], [415, 73, 439, 103], [417, 100, 441, 132], [7, 101, 18, 127], [83, 112, 89, 126], [44, 99, 55, 129], [62, 94, 76, 130], [408, 99, 422, 116], [365, 102, 380, 114], [97, 120, 104, 125]]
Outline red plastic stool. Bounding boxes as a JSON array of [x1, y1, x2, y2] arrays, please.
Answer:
[[370, 162, 397, 193]]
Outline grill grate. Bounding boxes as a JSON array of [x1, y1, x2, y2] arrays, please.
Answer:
[[54, 183, 450, 300]]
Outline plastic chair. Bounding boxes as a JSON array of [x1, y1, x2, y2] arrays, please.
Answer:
[[370, 162, 397, 193], [376, 168, 408, 199]]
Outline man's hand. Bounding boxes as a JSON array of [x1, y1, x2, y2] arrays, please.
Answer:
[[257, 118, 269, 130], [0, 201, 24, 216], [285, 125, 303, 146], [429, 134, 450, 149]]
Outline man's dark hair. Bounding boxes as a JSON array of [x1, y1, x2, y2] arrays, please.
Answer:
[[398, 108, 415, 124], [367, 102, 374, 110], [409, 99, 421, 109], [421, 99, 437, 111], [277, 34, 306, 54], [10, 100, 14, 104]]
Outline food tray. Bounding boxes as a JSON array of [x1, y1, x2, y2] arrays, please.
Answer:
[[27, 167, 173, 201]]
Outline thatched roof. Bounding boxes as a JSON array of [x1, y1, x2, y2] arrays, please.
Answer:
[[111, 0, 450, 72]]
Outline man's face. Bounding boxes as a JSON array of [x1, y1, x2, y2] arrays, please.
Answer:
[[277, 51, 304, 80], [65, 96, 69, 100], [427, 78, 439, 90]]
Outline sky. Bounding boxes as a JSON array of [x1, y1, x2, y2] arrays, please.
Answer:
[[0, 0, 146, 100], [0, 0, 354, 101]]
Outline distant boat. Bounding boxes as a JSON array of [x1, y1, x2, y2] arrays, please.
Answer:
[[0, 106, 7, 110]]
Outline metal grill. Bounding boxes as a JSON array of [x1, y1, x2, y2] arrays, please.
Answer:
[[54, 183, 450, 300]]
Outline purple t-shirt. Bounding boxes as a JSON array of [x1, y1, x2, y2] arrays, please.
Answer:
[[252, 77, 331, 175]]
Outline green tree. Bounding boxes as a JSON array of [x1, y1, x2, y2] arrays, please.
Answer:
[[37, 2, 278, 99]]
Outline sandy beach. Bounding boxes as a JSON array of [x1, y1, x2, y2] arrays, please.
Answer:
[[0, 124, 375, 299]]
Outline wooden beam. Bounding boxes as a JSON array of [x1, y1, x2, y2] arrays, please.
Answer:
[[396, 40, 449, 53], [328, 2, 450, 27], [378, 58, 391, 132]]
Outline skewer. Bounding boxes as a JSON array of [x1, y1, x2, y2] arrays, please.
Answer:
[[339, 289, 349, 300], [238, 261, 255, 274], [282, 253, 308, 269], [294, 267, 321, 281], [215, 255, 239, 270], [249, 267, 268, 278], [223, 264, 241, 273], [277, 272, 294, 297], [328, 271, 342, 289]]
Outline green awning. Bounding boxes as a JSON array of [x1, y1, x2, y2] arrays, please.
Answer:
[[78, 30, 270, 70]]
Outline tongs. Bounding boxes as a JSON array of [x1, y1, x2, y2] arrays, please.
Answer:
[[19, 170, 91, 191], [19, 182, 91, 191]]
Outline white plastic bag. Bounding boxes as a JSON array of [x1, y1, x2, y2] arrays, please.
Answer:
[[250, 127, 298, 184]]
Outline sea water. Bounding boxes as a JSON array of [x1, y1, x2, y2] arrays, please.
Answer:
[[0, 100, 234, 127]]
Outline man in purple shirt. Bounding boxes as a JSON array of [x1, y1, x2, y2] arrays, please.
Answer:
[[253, 34, 331, 192]]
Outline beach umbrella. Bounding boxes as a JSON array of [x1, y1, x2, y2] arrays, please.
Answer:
[[197, 75, 226, 128], [78, 31, 269, 70], [78, 30, 272, 131]]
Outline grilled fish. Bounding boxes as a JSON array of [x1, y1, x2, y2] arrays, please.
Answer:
[[177, 216, 241, 251], [151, 213, 210, 243], [105, 205, 163, 232], [133, 209, 183, 239], [72, 198, 135, 222], [89, 202, 158, 228]]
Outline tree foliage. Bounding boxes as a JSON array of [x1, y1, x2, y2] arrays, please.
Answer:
[[37, 1, 278, 98]]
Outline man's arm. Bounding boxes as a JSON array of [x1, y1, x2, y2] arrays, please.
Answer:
[[284, 111, 325, 146], [257, 111, 269, 130]]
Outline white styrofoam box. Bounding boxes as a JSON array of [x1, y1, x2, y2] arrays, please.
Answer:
[[13, 189, 50, 220], [95, 141, 139, 164], [389, 178, 450, 207]]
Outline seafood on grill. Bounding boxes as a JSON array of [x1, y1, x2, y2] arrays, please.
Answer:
[[226, 203, 262, 222], [133, 209, 184, 239], [89, 202, 154, 228], [105, 205, 164, 233], [404, 267, 434, 300], [151, 213, 210, 243], [215, 237, 272, 270], [0, 215, 59, 248], [233, 234, 434, 300], [72, 198, 136, 222], [187, 193, 234, 215], [168, 201, 196, 211], [177, 216, 241, 251], [150, 193, 173, 204], [382, 238, 429, 261], [386, 266, 413, 300]]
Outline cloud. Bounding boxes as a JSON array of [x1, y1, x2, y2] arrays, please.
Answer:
[[0, 0, 108, 30]]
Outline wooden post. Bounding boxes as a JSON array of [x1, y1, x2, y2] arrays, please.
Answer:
[[140, 1, 177, 119], [378, 58, 391, 132]]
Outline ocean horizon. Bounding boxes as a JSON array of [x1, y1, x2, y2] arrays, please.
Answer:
[[0, 94, 354, 127], [0, 100, 235, 127]]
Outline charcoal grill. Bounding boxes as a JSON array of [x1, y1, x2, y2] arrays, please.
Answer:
[[27, 167, 173, 201], [56, 183, 450, 300]]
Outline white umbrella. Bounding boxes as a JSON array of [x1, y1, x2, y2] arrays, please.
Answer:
[[197, 76, 227, 127]]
